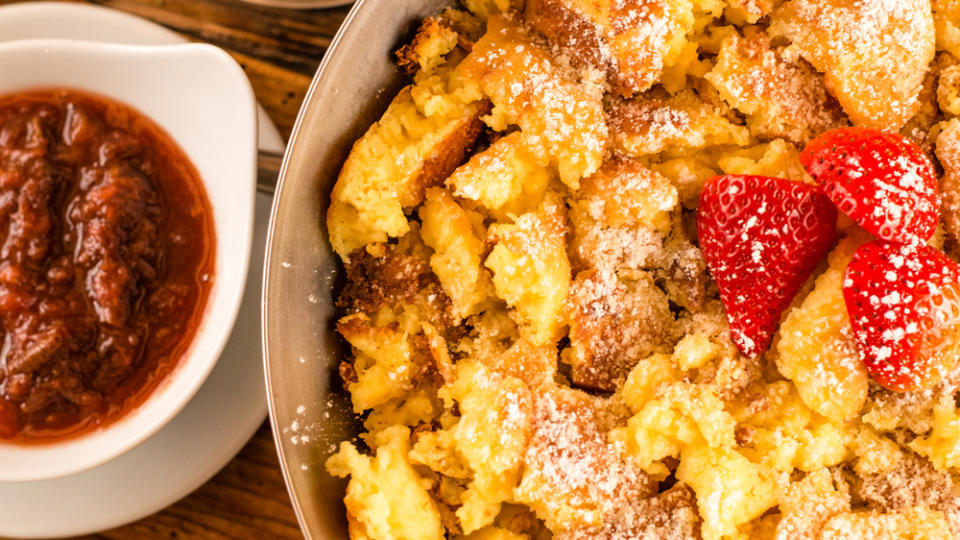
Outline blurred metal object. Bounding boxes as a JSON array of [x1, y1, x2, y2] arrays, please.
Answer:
[[257, 150, 283, 194], [234, 0, 353, 8], [261, 0, 455, 538]]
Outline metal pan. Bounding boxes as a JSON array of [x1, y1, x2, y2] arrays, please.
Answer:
[[261, 0, 455, 537]]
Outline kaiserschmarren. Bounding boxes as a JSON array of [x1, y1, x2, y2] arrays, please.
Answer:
[[324, 0, 960, 538]]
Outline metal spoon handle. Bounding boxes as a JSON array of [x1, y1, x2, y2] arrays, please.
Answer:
[[258, 150, 284, 194]]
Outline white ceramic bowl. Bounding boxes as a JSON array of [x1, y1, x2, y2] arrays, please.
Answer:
[[0, 39, 257, 482]]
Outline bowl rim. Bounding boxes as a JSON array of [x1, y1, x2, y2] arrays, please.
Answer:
[[262, 0, 467, 536], [260, 0, 380, 539], [261, 0, 369, 532], [0, 38, 257, 482]]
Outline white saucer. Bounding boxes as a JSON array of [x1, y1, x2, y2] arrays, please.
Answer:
[[0, 3, 284, 537]]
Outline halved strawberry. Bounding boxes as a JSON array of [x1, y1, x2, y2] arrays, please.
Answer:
[[843, 240, 960, 392], [698, 175, 838, 358], [801, 127, 939, 243]]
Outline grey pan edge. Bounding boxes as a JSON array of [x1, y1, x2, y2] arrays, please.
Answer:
[[261, 0, 457, 538]]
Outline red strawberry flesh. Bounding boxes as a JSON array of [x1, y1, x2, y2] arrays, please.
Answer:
[[801, 127, 939, 243], [697, 175, 838, 358], [843, 240, 960, 392]]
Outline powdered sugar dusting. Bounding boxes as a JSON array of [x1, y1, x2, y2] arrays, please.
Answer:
[[844, 241, 960, 391], [769, 0, 935, 129], [706, 30, 846, 144], [520, 388, 655, 531], [525, 0, 674, 96]]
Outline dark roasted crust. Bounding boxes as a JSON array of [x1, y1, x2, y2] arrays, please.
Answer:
[[567, 269, 678, 392], [525, 0, 667, 96], [525, 0, 612, 77], [403, 100, 492, 210], [396, 10, 486, 77], [854, 453, 956, 512], [396, 17, 457, 76], [556, 482, 702, 539], [337, 246, 432, 314], [937, 120, 960, 248], [337, 235, 451, 322]]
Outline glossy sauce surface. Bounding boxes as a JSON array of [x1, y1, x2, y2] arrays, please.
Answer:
[[0, 89, 215, 442]]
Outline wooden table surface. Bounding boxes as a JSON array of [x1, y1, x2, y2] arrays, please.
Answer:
[[0, 0, 352, 538]]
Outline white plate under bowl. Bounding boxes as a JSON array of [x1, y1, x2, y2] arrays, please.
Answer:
[[0, 2, 284, 537], [0, 38, 257, 482]]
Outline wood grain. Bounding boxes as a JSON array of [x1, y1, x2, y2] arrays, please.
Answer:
[[6, 0, 352, 140], [76, 0, 351, 138], [82, 424, 302, 540], [0, 0, 351, 537]]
